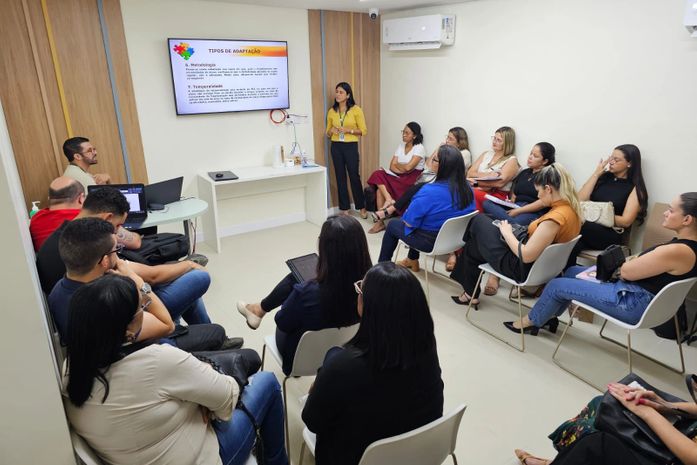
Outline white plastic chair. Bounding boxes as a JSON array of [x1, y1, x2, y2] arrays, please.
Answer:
[[394, 211, 478, 301], [465, 236, 581, 352], [298, 404, 466, 465], [261, 324, 360, 457], [553, 277, 697, 390]]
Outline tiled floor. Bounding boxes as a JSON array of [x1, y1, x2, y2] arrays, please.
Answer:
[[197, 216, 697, 465]]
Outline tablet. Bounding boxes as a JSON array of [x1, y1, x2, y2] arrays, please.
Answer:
[[286, 253, 319, 283]]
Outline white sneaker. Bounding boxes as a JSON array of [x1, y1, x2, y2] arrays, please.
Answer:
[[236, 301, 262, 330]]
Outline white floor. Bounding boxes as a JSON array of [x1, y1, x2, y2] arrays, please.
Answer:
[[196, 216, 697, 465]]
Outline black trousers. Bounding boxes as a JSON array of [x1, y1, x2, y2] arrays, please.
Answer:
[[261, 273, 298, 312], [450, 214, 530, 298], [566, 221, 625, 269], [170, 323, 227, 352], [331, 141, 365, 211], [552, 432, 641, 465]]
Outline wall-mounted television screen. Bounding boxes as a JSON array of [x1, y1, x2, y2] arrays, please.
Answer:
[[167, 38, 290, 115]]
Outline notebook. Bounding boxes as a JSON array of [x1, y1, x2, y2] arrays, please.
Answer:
[[144, 176, 183, 208], [87, 184, 148, 230], [286, 253, 319, 283]]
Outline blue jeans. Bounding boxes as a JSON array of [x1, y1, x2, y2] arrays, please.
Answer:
[[527, 266, 655, 327], [482, 200, 545, 226], [153, 269, 212, 324], [378, 220, 438, 262], [214, 371, 288, 465]]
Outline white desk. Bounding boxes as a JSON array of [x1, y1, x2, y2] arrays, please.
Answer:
[[197, 166, 327, 252], [141, 198, 208, 248]]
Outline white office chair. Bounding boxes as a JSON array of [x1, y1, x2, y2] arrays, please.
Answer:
[[553, 277, 697, 390], [261, 324, 360, 457], [465, 236, 581, 352], [298, 404, 467, 465], [394, 211, 478, 301]]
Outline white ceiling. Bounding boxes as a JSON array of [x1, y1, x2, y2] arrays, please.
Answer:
[[202, 0, 476, 14]]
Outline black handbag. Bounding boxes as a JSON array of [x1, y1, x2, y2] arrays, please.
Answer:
[[595, 373, 697, 465], [192, 348, 261, 389], [364, 186, 377, 212], [119, 233, 190, 265], [596, 244, 631, 282]]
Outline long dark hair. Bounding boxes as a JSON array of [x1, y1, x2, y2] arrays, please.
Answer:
[[348, 262, 436, 371], [332, 82, 356, 112], [535, 142, 556, 165], [406, 121, 424, 145], [601, 144, 648, 224], [680, 192, 697, 220], [434, 145, 473, 210], [316, 215, 372, 326], [66, 275, 139, 407]]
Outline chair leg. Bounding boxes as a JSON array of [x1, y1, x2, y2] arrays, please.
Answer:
[[451, 452, 458, 465], [282, 376, 291, 459], [552, 305, 604, 391], [627, 331, 632, 373], [299, 441, 306, 465], [425, 259, 431, 304], [465, 270, 525, 352], [600, 316, 685, 374], [675, 316, 687, 374], [261, 343, 267, 370], [517, 285, 525, 352]]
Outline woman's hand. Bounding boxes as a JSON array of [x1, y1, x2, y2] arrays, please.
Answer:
[[609, 383, 663, 419], [329, 127, 340, 135], [593, 156, 610, 177], [508, 208, 521, 217], [497, 219, 514, 239]]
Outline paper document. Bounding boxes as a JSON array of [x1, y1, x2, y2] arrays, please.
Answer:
[[575, 266, 600, 283], [484, 194, 518, 209], [382, 168, 399, 177], [474, 175, 502, 181]]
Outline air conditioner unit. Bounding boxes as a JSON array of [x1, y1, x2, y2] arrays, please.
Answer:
[[383, 14, 455, 51], [685, 0, 697, 37]]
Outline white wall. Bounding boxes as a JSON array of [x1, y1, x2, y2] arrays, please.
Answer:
[[120, 0, 314, 197], [0, 102, 74, 463], [381, 0, 697, 207]]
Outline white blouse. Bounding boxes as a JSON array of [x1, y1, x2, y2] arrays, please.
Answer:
[[395, 142, 426, 170]]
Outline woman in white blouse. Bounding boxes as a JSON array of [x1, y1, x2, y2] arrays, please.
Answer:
[[367, 121, 426, 233], [62, 274, 288, 465]]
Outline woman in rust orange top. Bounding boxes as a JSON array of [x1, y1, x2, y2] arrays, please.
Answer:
[[450, 164, 582, 309]]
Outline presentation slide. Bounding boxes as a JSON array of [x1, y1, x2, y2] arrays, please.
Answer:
[[168, 38, 290, 115]]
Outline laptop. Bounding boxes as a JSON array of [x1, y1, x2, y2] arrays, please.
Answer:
[[286, 253, 319, 283], [87, 184, 148, 230], [144, 176, 184, 209]]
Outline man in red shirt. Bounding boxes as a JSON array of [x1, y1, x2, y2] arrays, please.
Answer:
[[29, 177, 84, 251]]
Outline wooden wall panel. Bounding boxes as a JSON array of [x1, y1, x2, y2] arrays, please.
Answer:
[[0, 1, 60, 209], [308, 10, 380, 208], [0, 0, 147, 211]]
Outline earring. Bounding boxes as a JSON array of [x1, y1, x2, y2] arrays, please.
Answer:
[[126, 332, 136, 343]]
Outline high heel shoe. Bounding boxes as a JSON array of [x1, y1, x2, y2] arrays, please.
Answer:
[[543, 317, 559, 334], [450, 295, 479, 310], [503, 321, 539, 335]]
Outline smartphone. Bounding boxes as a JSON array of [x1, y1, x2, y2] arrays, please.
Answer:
[[492, 219, 502, 227]]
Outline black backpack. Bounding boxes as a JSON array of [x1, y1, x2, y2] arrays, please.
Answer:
[[119, 233, 189, 265]]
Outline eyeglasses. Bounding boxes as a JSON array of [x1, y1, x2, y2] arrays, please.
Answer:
[[432, 158, 440, 163], [354, 279, 363, 295], [100, 244, 124, 263], [491, 136, 504, 144], [79, 147, 96, 155]]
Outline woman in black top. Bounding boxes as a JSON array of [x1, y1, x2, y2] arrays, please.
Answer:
[[510, 192, 697, 334], [567, 144, 648, 268], [302, 262, 444, 465]]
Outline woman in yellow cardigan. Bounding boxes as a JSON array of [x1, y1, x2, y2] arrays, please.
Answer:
[[326, 82, 368, 218]]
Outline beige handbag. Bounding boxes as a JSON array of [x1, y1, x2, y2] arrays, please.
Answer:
[[581, 201, 616, 228]]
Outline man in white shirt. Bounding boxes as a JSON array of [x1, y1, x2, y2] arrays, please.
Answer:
[[62, 136, 111, 191]]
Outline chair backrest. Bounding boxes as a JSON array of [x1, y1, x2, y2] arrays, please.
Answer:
[[358, 404, 467, 465], [522, 235, 581, 286], [636, 277, 697, 329], [290, 324, 360, 376], [70, 429, 104, 465], [429, 211, 478, 256], [642, 202, 672, 250]]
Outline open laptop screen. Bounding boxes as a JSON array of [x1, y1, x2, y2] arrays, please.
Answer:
[[87, 184, 147, 217]]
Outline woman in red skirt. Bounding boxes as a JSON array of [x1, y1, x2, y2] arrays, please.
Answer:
[[367, 122, 426, 233], [467, 126, 519, 212]]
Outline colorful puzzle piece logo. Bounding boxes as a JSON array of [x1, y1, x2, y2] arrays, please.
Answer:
[[173, 42, 195, 60]]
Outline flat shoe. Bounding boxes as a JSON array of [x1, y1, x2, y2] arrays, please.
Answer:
[[397, 258, 420, 272], [514, 449, 550, 465], [236, 301, 262, 330], [450, 295, 479, 310], [483, 285, 499, 296], [219, 337, 244, 350], [359, 210, 368, 219], [368, 221, 386, 234]]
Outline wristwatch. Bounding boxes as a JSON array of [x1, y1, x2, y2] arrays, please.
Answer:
[[140, 282, 152, 295]]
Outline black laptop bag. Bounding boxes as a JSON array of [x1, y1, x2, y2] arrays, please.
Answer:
[[119, 233, 189, 265]]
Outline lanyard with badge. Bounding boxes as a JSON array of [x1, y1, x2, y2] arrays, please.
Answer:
[[338, 109, 347, 141]]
